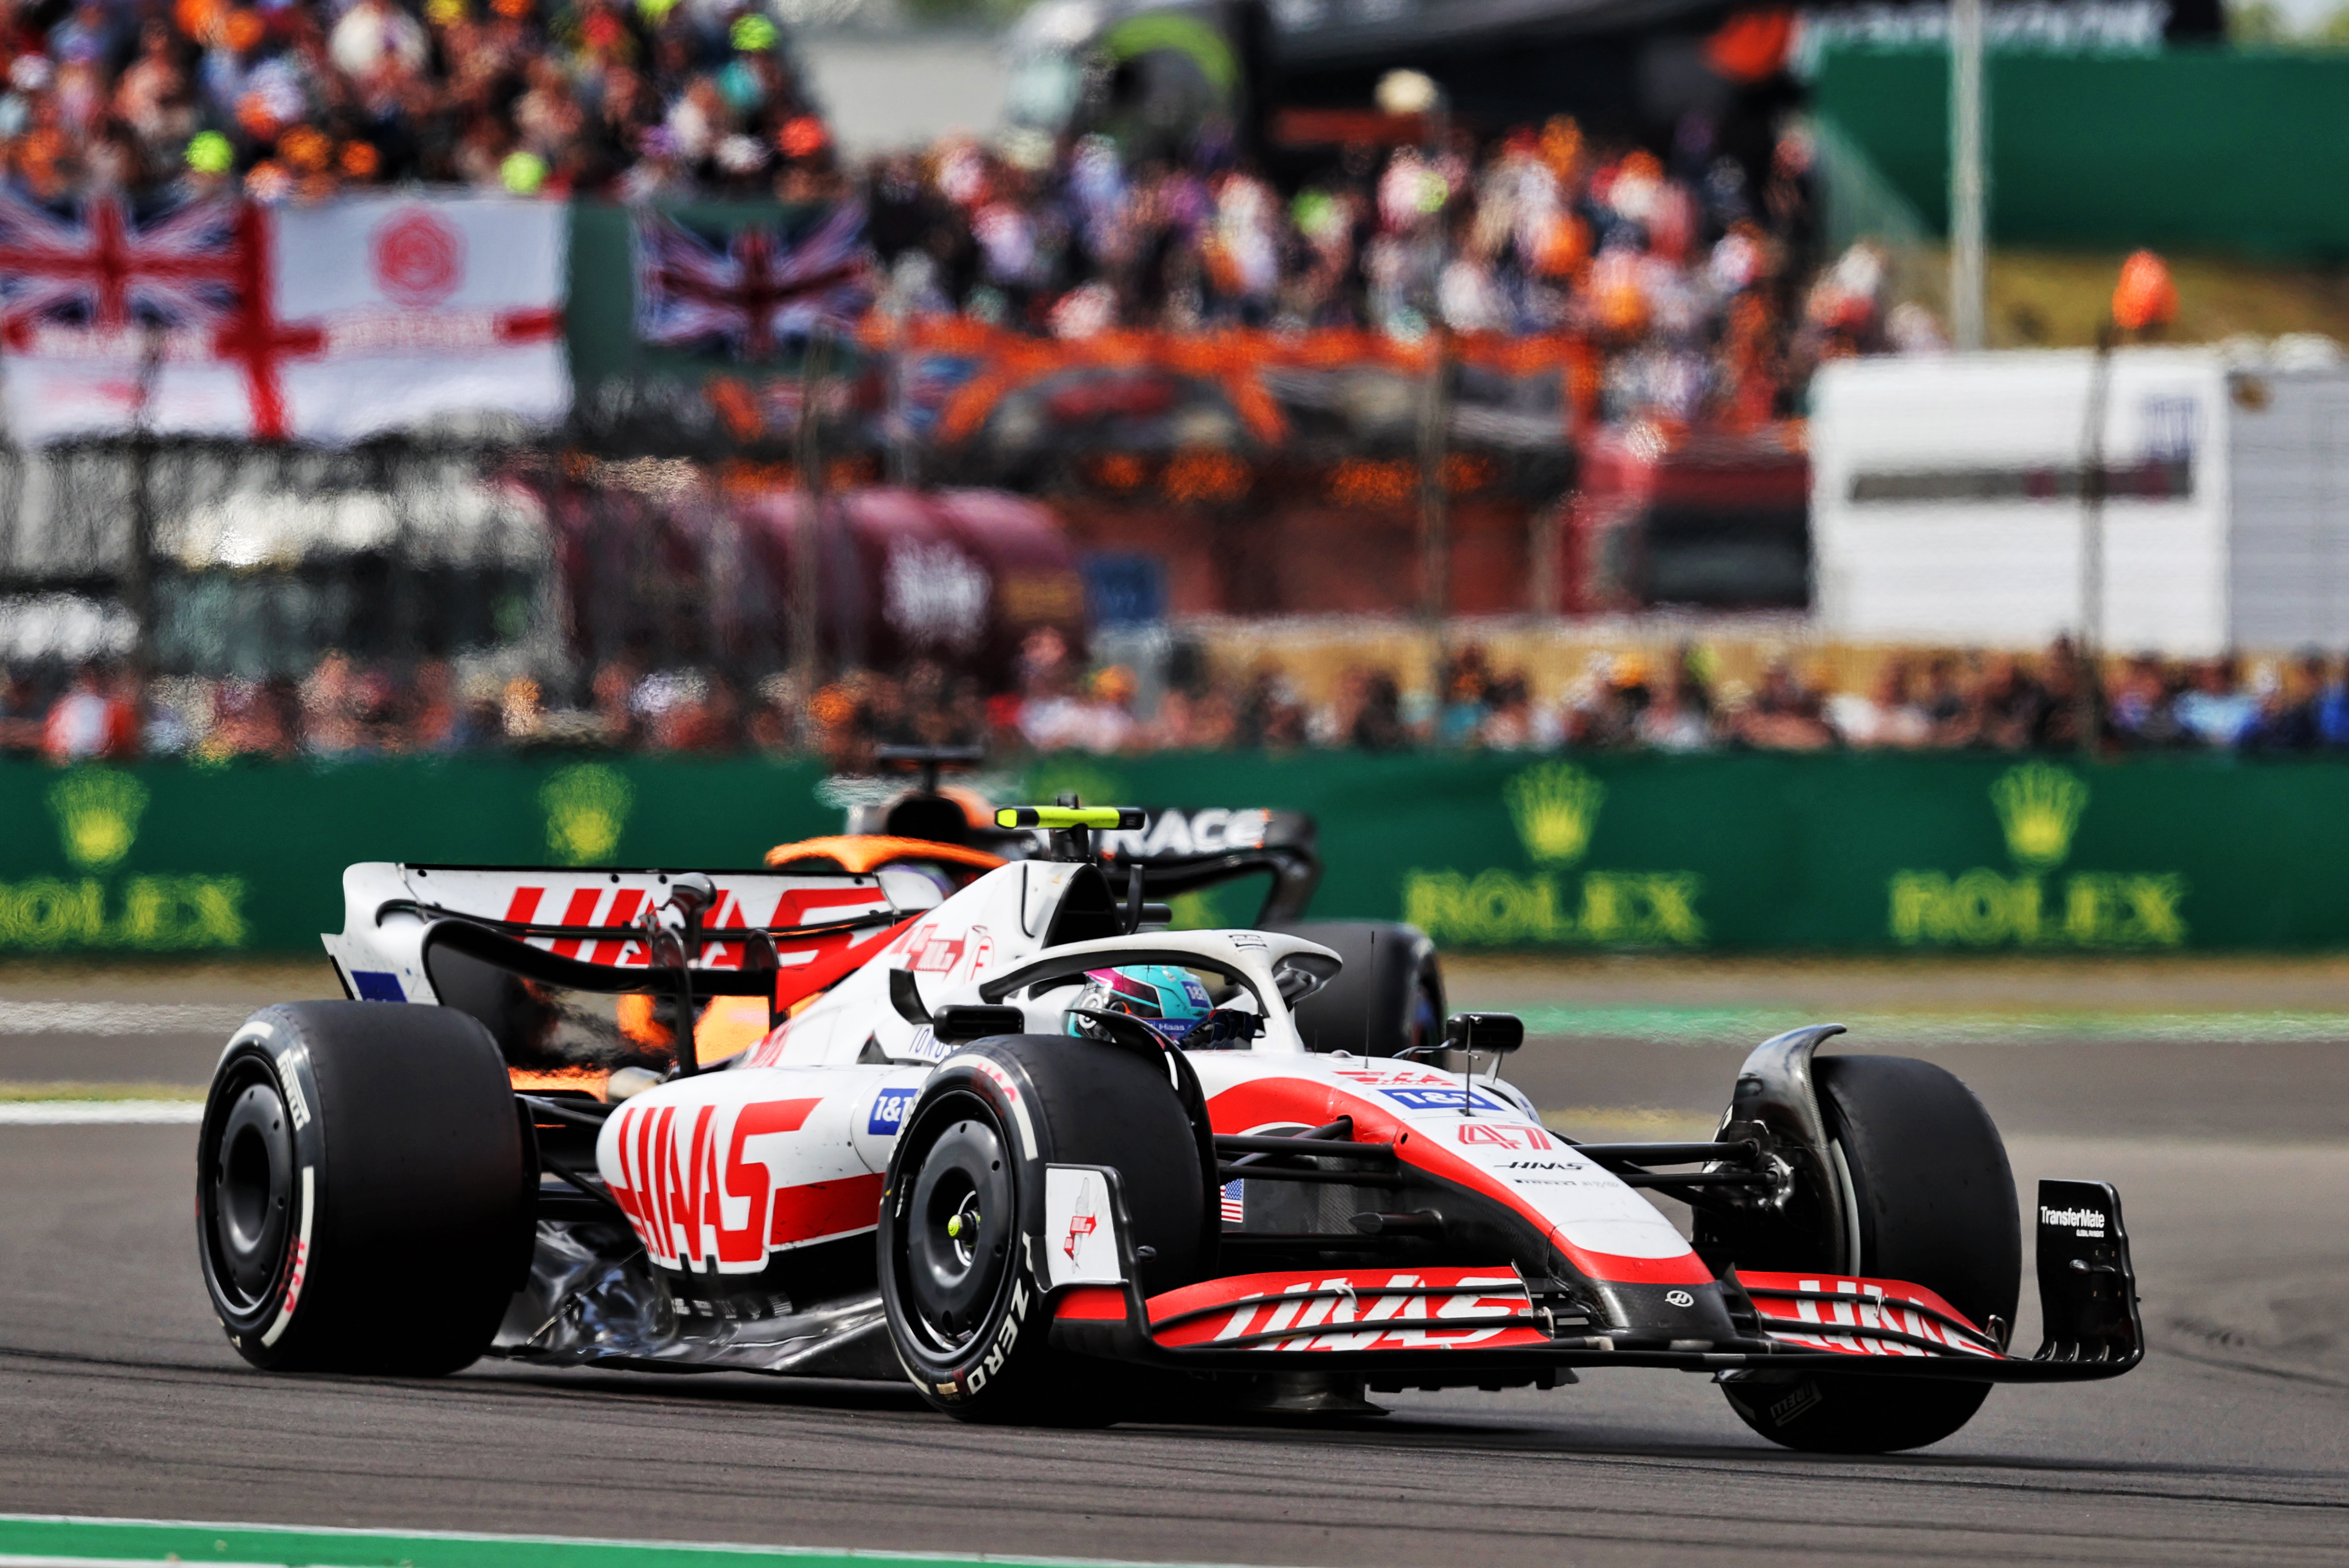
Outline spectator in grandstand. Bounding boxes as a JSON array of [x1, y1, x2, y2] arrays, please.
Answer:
[[40, 662, 139, 761], [2107, 653, 2185, 750], [298, 649, 370, 756], [206, 675, 297, 758], [2175, 656, 2259, 748], [0, 666, 41, 753], [2315, 656, 2349, 748], [1827, 657, 1930, 748], [1726, 658, 1833, 751], [2243, 651, 2327, 752], [1309, 665, 1408, 752], [1437, 644, 1497, 747], [1632, 670, 1712, 752]]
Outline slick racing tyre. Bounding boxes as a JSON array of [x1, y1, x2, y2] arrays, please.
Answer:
[[879, 1034, 1209, 1423], [197, 1001, 531, 1374], [1718, 1054, 2021, 1454], [1276, 921, 1442, 1058]]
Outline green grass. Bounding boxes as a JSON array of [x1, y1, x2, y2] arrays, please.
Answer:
[[0, 1081, 204, 1102], [1899, 245, 2349, 350]]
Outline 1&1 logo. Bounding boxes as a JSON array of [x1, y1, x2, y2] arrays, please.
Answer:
[[868, 1086, 918, 1136]]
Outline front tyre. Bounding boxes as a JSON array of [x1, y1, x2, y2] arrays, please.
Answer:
[[197, 1001, 531, 1374], [879, 1035, 1207, 1423], [1718, 1054, 2020, 1454]]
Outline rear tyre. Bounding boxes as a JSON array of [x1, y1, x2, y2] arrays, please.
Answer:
[[1717, 1054, 2019, 1454], [196, 1001, 531, 1374], [1276, 921, 1442, 1058], [879, 1034, 1208, 1423]]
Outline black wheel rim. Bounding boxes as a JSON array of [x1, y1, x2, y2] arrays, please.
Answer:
[[204, 1063, 294, 1314], [901, 1109, 1013, 1354]]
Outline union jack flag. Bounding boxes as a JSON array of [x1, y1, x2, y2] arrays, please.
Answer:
[[0, 190, 242, 339], [634, 203, 872, 360]]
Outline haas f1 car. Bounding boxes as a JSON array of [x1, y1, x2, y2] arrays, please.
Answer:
[[198, 806, 2142, 1452]]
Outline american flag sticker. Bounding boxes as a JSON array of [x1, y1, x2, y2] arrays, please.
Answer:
[[1220, 1179, 1244, 1227]]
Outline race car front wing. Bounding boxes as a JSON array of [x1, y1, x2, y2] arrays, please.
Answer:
[[1045, 1169, 2142, 1383]]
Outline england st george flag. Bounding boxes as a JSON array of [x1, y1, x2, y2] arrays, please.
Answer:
[[0, 191, 567, 444]]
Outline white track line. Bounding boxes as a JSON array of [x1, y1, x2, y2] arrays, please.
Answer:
[[0, 1102, 203, 1125], [0, 1004, 252, 1036]]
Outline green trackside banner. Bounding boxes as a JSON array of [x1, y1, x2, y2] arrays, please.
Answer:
[[0, 752, 2342, 955], [1811, 46, 2349, 261]]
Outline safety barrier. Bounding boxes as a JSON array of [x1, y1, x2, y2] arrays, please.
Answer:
[[0, 750, 2339, 955]]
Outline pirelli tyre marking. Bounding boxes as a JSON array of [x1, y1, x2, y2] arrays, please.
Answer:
[[257, 1167, 314, 1349], [949, 1270, 1032, 1399]]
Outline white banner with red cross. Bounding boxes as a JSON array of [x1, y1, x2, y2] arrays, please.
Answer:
[[0, 193, 567, 445]]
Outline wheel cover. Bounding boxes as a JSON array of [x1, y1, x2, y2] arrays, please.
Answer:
[[205, 1068, 294, 1312], [902, 1113, 1014, 1352]]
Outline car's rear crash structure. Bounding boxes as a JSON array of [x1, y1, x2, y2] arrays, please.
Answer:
[[197, 806, 2140, 1453]]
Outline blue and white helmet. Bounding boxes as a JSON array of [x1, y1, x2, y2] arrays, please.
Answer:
[[1066, 964, 1213, 1045]]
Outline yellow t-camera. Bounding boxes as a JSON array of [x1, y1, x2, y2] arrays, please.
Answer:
[[994, 806, 1147, 830]]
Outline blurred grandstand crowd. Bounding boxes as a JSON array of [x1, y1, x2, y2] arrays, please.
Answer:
[[0, 0, 2002, 775], [863, 118, 1910, 427], [0, 0, 1915, 417], [0, 0, 847, 200], [9, 636, 2349, 765]]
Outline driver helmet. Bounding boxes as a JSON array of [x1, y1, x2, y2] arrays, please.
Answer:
[[1065, 964, 1212, 1045]]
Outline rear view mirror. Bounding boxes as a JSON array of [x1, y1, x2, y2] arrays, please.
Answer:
[[1445, 1012, 1525, 1056]]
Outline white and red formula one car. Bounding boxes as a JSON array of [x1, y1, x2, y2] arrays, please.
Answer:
[[198, 806, 2141, 1453]]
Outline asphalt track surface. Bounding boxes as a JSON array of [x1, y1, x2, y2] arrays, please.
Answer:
[[5, 972, 2348, 1567]]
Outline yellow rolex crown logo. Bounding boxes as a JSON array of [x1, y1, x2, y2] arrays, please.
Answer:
[[1990, 762, 2089, 869], [542, 763, 633, 866], [1506, 762, 1605, 866], [48, 767, 150, 871]]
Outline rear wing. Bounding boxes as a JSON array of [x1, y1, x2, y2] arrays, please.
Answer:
[[322, 861, 942, 1015], [837, 783, 1326, 923]]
